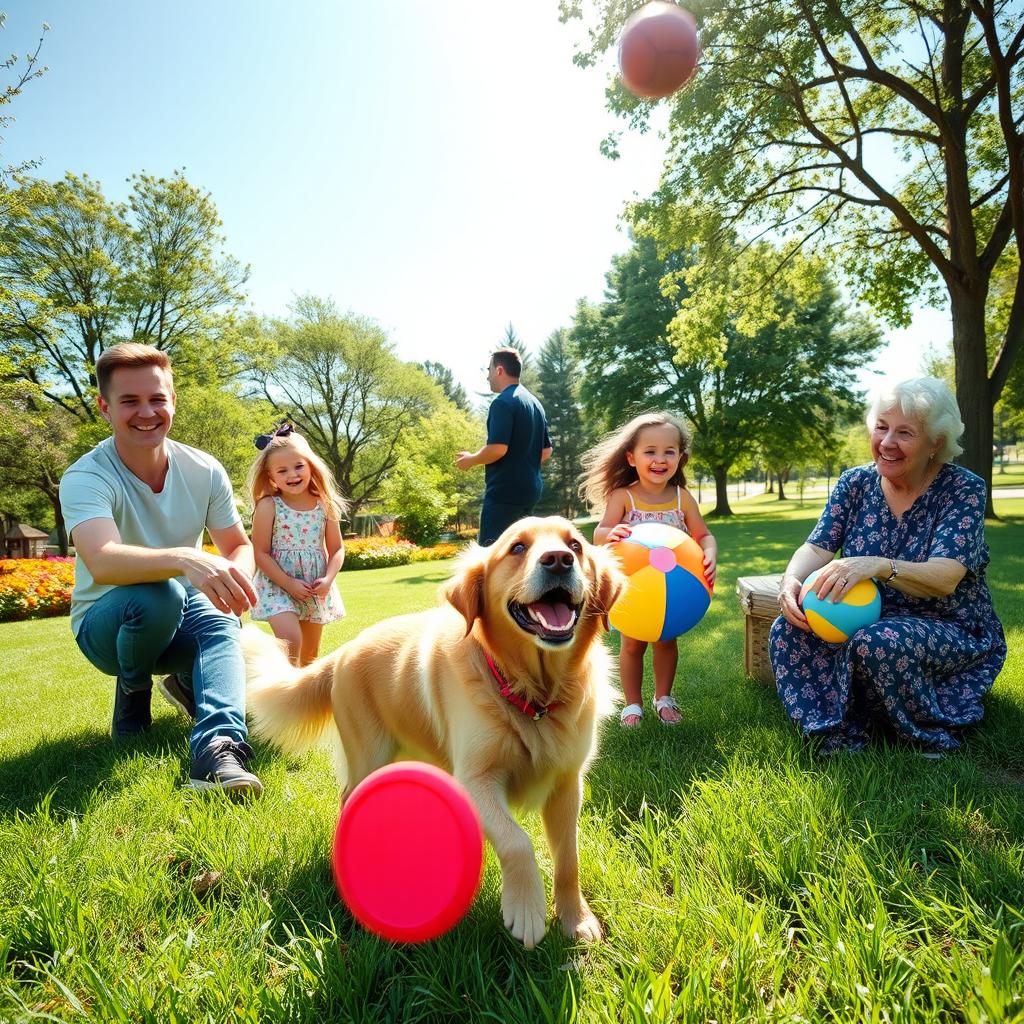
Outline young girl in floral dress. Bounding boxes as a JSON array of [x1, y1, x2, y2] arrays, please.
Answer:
[[247, 424, 347, 665]]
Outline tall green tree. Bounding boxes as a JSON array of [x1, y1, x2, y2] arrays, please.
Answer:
[[418, 360, 470, 412], [248, 296, 443, 515], [0, 171, 248, 420], [572, 236, 882, 514], [496, 322, 539, 392], [382, 402, 485, 534], [534, 328, 590, 518], [565, 0, 1023, 515], [0, 381, 80, 553], [172, 386, 271, 496], [571, 235, 687, 433]]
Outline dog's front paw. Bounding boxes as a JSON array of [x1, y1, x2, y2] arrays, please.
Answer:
[[502, 876, 547, 949], [560, 904, 603, 943]]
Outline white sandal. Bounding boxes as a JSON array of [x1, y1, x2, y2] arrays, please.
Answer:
[[619, 703, 644, 727], [652, 695, 682, 725]]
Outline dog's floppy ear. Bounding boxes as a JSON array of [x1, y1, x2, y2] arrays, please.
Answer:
[[445, 545, 487, 635], [588, 543, 627, 632]]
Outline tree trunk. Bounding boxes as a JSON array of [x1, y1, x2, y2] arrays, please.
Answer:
[[777, 475, 787, 501], [950, 286, 995, 517], [711, 465, 733, 516], [52, 497, 68, 555]]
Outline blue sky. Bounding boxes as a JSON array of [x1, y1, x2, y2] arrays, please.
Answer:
[[4, 0, 946, 400]]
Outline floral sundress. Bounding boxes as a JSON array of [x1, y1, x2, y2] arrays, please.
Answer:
[[769, 463, 1006, 753], [252, 496, 345, 625]]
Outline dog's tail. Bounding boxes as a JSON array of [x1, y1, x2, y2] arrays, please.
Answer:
[[241, 624, 335, 754]]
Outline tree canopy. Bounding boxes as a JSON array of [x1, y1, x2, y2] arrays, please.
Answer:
[[564, 0, 1023, 514], [418, 361, 470, 412], [0, 171, 249, 421], [571, 234, 882, 513], [247, 296, 445, 515]]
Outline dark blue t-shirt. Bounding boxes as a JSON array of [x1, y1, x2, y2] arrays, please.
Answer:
[[485, 383, 551, 505]]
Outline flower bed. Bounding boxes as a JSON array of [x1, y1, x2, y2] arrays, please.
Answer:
[[0, 558, 75, 622], [0, 540, 464, 622], [342, 536, 462, 571]]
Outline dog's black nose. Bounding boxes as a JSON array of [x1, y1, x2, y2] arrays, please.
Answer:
[[539, 550, 575, 574]]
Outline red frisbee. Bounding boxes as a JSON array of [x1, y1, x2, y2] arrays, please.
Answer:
[[332, 762, 484, 943]]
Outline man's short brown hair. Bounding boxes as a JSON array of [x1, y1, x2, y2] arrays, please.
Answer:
[[95, 343, 173, 398], [491, 347, 522, 379]]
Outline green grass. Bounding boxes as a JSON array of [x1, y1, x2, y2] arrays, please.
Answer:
[[1, 502, 1022, 1022], [991, 463, 1024, 490]]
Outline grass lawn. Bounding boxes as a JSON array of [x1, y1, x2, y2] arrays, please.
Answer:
[[992, 463, 1024, 490], [1, 500, 1022, 1022]]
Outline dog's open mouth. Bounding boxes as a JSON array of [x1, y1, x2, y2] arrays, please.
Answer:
[[508, 587, 583, 644]]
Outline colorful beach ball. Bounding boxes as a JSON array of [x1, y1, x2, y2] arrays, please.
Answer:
[[608, 522, 712, 642], [799, 568, 882, 643]]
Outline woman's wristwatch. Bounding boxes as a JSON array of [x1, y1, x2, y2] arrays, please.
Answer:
[[881, 558, 899, 584]]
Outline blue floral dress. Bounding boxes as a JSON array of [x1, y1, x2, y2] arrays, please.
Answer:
[[770, 463, 1006, 753], [252, 497, 345, 625]]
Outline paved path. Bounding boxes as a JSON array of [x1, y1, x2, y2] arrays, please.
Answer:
[[702, 483, 1024, 507]]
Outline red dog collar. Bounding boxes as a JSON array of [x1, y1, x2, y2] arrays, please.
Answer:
[[483, 649, 558, 721]]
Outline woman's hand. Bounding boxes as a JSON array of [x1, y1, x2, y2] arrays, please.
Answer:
[[807, 556, 886, 602], [309, 576, 334, 597], [778, 574, 810, 631]]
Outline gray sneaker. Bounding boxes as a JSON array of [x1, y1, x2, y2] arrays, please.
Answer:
[[158, 674, 196, 720], [189, 738, 263, 798]]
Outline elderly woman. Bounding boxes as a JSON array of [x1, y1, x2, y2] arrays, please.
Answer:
[[771, 377, 1006, 755]]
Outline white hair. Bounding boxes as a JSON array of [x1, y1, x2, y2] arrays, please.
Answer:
[[865, 377, 964, 463]]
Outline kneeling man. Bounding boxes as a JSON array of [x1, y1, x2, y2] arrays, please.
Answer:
[[59, 343, 262, 796]]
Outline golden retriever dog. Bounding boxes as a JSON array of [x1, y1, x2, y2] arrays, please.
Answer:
[[242, 516, 624, 948]]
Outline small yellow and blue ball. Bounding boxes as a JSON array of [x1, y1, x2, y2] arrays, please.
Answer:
[[799, 568, 881, 643], [608, 522, 712, 643]]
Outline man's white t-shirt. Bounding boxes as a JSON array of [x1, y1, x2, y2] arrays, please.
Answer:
[[59, 437, 241, 636]]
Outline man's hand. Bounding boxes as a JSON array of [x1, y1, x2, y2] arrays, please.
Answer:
[[456, 443, 508, 471], [181, 550, 257, 616]]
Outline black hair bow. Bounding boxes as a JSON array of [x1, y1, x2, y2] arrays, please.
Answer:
[[254, 421, 294, 450]]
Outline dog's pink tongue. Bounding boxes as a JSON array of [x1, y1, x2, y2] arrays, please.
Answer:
[[531, 600, 573, 628]]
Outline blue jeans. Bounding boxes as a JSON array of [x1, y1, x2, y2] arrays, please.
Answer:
[[75, 580, 248, 759]]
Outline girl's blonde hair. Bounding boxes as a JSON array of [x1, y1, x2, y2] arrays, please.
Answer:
[[247, 431, 349, 522], [580, 411, 692, 511]]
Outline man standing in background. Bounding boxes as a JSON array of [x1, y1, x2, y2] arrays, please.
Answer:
[[456, 347, 552, 545]]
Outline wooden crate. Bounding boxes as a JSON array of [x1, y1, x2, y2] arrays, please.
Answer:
[[735, 574, 784, 686]]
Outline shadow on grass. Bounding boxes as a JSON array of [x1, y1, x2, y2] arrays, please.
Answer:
[[252, 852, 588, 1022], [0, 714, 220, 818], [0, 722, 177, 818]]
